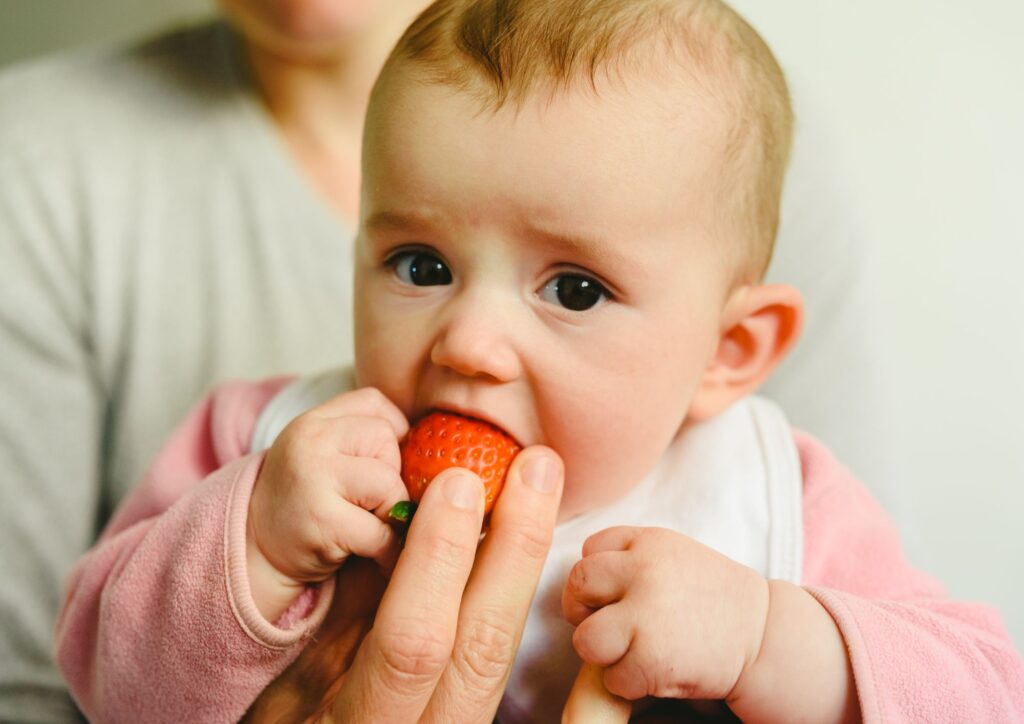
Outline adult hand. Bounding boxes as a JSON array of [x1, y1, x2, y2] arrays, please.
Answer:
[[244, 445, 564, 723]]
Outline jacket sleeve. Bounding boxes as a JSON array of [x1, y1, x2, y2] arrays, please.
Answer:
[[796, 431, 1024, 722], [54, 378, 336, 724]]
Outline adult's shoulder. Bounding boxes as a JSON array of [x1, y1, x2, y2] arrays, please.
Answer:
[[0, 20, 248, 152]]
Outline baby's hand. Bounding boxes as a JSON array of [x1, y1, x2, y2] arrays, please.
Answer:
[[247, 388, 410, 620], [562, 527, 769, 704]]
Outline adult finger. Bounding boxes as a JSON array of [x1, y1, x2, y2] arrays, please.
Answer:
[[331, 468, 485, 723], [421, 446, 564, 723], [562, 662, 633, 724]]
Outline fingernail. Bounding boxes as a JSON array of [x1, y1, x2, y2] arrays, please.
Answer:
[[522, 455, 558, 493], [444, 473, 482, 510]]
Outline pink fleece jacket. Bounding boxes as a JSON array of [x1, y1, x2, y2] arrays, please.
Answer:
[[55, 378, 1024, 722]]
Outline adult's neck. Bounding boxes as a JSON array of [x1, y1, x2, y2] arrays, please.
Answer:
[[242, 3, 425, 220]]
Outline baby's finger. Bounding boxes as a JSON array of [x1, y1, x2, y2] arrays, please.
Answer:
[[333, 456, 409, 520], [327, 505, 400, 565], [572, 604, 633, 668], [310, 386, 409, 440], [332, 469, 484, 723], [582, 526, 643, 557], [562, 551, 632, 626], [602, 647, 654, 701], [322, 415, 403, 471]]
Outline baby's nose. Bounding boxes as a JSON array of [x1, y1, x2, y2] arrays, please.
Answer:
[[429, 298, 522, 382]]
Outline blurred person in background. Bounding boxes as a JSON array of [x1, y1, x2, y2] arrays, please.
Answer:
[[0, 0, 894, 720], [0, 2, 432, 719]]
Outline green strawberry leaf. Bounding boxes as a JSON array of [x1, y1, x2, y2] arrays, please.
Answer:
[[388, 500, 417, 525]]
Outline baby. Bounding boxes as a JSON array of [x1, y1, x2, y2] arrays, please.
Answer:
[[56, 0, 1024, 721]]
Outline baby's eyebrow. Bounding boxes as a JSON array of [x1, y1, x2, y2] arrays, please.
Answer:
[[523, 223, 638, 274], [366, 208, 640, 275], [364, 209, 442, 235]]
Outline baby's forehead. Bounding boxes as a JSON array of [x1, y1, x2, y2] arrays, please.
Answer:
[[372, 64, 735, 193], [373, 22, 754, 200], [380, 52, 739, 149], [371, 63, 743, 209], [367, 0, 787, 280], [382, 0, 758, 112], [364, 75, 745, 284]]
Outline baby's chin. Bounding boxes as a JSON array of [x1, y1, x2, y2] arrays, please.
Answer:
[[554, 489, 607, 524], [556, 470, 646, 524]]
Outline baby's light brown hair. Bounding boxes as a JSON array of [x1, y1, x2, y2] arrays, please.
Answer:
[[376, 0, 793, 280]]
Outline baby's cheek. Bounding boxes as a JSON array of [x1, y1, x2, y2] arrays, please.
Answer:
[[578, 434, 665, 509], [356, 353, 409, 409], [557, 454, 637, 520]]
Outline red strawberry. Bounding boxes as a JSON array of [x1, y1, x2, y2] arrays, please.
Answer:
[[398, 411, 521, 515]]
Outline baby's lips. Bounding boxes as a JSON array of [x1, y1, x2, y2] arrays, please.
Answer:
[[410, 407, 521, 446]]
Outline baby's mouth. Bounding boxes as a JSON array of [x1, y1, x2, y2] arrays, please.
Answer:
[[421, 406, 521, 447]]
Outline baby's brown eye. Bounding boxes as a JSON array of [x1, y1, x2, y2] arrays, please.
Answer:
[[540, 273, 609, 312], [391, 251, 452, 286]]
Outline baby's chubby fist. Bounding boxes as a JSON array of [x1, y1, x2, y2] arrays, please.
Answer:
[[562, 526, 770, 705], [246, 388, 410, 619]]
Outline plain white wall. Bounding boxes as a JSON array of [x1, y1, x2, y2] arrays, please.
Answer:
[[730, 0, 1024, 650], [0, 0, 213, 67], [2, 0, 1022, 650]]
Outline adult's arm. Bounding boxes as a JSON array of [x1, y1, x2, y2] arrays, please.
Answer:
[[0, 105, 106, 723], [797, 431, 1024, 721]]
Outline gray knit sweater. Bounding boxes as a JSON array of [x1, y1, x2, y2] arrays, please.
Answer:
[[0, 21, 353, 721]]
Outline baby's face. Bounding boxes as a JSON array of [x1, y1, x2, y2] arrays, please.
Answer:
[[355, 71, 737, 520]]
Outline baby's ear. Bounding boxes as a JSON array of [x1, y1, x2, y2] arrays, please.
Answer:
[[688, 284, 804, 422]]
